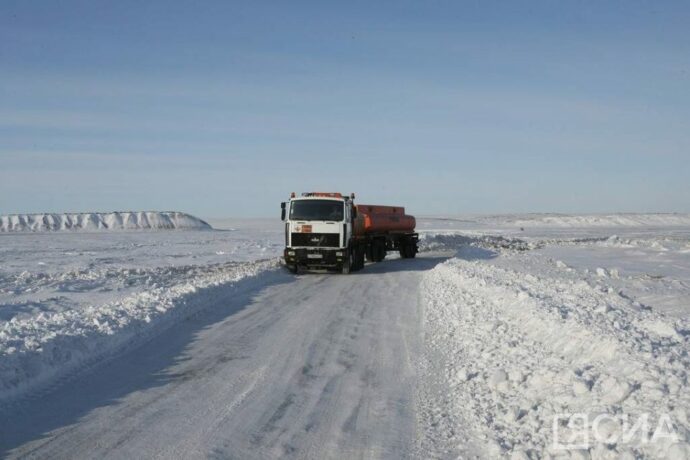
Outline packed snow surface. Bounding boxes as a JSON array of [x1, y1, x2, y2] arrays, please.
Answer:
[[422, 213, 690, 229], [0, 211, 212, 232], [1, 214, 688, 459]]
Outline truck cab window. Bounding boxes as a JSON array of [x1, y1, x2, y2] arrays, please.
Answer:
[[290, 200, 344, 221]]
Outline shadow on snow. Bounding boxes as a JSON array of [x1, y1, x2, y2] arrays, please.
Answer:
[[0, 270, 294, 456]]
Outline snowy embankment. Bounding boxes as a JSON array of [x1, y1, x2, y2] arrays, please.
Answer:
[[0, 221, 285, 406], [0, 258, 281, 405], [419, 249, 690, 458], [419, 232, 537, 253], [504, 213, 690, 228], [421, 213, 690, 230], [0, 211, 212, 232]]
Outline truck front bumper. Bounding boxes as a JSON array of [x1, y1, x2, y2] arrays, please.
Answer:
[[284, 248, 344, 268]]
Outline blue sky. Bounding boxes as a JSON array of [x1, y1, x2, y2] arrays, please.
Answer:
[[1, 1, 689, 217]]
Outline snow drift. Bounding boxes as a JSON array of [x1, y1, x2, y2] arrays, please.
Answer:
[[0, 211, 212, 232], [485, 213, 690, 228], [0, 259, 281, 405], [419, 253, 690, 458]]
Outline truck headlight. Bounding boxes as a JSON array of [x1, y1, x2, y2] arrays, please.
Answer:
[[335, 251, 343, 256], [288, 251, 295, 256]]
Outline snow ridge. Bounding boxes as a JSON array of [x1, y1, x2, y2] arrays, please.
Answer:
[[0, 259, 281, 405], [0, 211, 212, 232], [478, 213, 690, 228], [419, 254, 690, 458]]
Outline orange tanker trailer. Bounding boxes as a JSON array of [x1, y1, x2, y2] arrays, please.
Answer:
[[353, 204, 416, 235]]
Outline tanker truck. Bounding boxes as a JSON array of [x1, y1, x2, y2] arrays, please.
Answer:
[[280, 192, 418, 274]]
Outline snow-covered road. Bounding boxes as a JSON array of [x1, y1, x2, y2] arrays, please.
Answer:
[[1, 254, 447, 459], [2, 216, 689, 459]]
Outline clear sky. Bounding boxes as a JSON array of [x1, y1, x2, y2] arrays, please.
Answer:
[[1, 1, 689, 218]]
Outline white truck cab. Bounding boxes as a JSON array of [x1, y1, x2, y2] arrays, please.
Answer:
[[281, 192, 354, 273]]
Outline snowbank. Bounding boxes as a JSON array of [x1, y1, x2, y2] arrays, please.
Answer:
[[0, 211, 212, 232], [492, 213, 690, 228], [0, 259, 281, 405], [419, 232, 537, 253], [419, 254, 690, 458]]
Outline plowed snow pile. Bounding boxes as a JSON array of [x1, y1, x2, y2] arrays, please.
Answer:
[[0, 211, 211, 232], [420, 213, 690, 230], [0, 221, 285, 405], [495, 213, 690, 228], [418, 228, 690, 458]]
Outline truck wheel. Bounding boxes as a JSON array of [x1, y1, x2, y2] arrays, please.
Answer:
[[286, 264, 298, 274], [342, 252, 353, 274], [399, 239, 417, 259], [375, 241, 386, 262], [354, 247, 365, 270]]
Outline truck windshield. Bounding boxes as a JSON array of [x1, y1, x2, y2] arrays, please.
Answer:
[[290, 200, 344, 221]]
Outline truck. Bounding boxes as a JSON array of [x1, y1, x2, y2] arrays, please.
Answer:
[[280, 192, 418, 274]]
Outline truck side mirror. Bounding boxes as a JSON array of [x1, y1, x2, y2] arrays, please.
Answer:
[[280, 202, 286, 221], [352, 207, 357, 219]]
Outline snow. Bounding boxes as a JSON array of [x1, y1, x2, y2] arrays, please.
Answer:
[[416, 216, 690, 459], [1, 248, 424, 459], [421, 213, 690, 229], [418, 216, 690, 319], [0, 221, 284, 404], [0, 214, 688, 458], [419, 255, 689, 458], [0, 211, 212, 232]]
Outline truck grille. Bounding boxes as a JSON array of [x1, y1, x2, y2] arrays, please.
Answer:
[[291, 232, 340, 247]]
